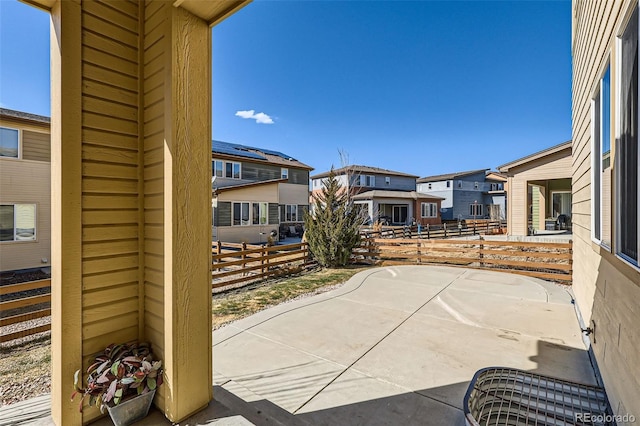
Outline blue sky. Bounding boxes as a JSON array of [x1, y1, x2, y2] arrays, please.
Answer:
[[0, 0, 572, 177]]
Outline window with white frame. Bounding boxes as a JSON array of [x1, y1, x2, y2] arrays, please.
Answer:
[[0, 127, 19, 158], [618, 8, 639, 265], [280, 204, 299, 222], [385, 176, 391, 185], [281, 168, 288, 179], [428, 183, 432, 190], [469, 203, 483, 217], [213, 159, 241, 179], [421, 202, 437, 218], [446, 181, 451, 188], [592, 63, 612, 247], [0, 204, 36, 241], [360, 175, 375, 187], [252, 202, 268, 225], [232, 202, 250, 226]]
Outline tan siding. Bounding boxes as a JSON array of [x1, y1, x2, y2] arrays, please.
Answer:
[[572, 0, 640, 418], [22, 130, 51, 162], [0, 159, 51, 271]]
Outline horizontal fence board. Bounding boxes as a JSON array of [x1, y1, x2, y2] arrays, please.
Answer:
[[0, 324, 51, 343], [355, 236, 572, 284], [0, 279, 51, 296], [0, 309, 51, 327], [0, 293, 51, 311]]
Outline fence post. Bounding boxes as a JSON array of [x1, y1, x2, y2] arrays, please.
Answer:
[[486, 221, 489, 233], [216, 240, 221, 263], [444, 223, 447, 238], [417, 240, 421, 265], [427, 224, 430, 239], [473, 221, 477, 235], [260, 246, 265, 276], [479, 236, 484, 268]]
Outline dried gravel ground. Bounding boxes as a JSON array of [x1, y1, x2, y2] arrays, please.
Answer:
[[0, 332, 51, 406]]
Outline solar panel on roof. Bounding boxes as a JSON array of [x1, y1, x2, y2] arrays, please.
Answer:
[[212, 140, 265, 160], [212, 140, 297, 161]]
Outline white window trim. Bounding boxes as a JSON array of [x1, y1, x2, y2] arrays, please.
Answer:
[[0, 126, 21, 160], [252, 202, 268, 225], [280, 204, 300, 222], [232, 201, 251, 226], [421, 202, 437, 218], [213, 159, 242, 179], [281, 168, 288, 179], [469, 203, 483, 217], [0, 203, 37, 242]]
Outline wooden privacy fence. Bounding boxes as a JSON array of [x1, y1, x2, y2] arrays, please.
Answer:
[[353, 238, 572, 283], [0, 279, 51, 343], [363, 220, 507, 240], [212, 241, 312, 291]]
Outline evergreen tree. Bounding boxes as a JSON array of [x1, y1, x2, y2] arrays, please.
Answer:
[[304, 168, 362, 267]]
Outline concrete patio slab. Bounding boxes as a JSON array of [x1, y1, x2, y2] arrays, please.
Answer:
[[2, 265, 597, 426], [295, 369, 465, 425]]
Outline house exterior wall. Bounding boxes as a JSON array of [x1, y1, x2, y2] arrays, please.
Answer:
[[214, 183, 281, 243], [573, 0, 640, 418], [503, 149, 572, 236], [312, 172, 416, 196], [213, 158, 309, 187], [0, 117, 51, 272], [419, 171, 494, 221], [278, 182, 309, 206]]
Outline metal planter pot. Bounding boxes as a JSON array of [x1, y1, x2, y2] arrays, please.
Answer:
[[106, 389, 156, 426]]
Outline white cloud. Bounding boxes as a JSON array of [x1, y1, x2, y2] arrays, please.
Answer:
[[235, 109, 274, 124]]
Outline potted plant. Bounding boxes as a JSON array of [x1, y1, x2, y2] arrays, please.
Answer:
[[72, 342, 163, 426]]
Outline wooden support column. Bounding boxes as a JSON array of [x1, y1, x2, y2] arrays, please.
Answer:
[[50, 0, 82, 424], [151, 4, 213, 422]]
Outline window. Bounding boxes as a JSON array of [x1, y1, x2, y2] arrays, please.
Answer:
[[385, 176, 391, 185], [618, 8, 639, 265], [428, 183, 432, 190], [592, 63, 612, 246], [421, 202, 437, 218], [287, 205, 298, 222], [0, 204, 36, 241], [213, 159, 242, 179], [252, 202, 268, 225], [446, 181, 451, 188], [279, 204, 299, 222], [457, 181, 462, 188], [0, 127, 19, 158], [360, 175, 375, 187], [474, 182, 479, 189], [490, 183, 497, 191], [469, 203, 483, 217], [281, 168, 288, 179], [213, 160, 223, 177], [232, 202, 250, 226]]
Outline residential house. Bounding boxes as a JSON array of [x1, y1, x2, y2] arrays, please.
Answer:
[[0, 108, 51, 272], [416, 169, 506, 221], [571, 1, 640, 418], [310, 165, 442, 225], [497, 141, 572, 236], [212, 140, 312, 243]]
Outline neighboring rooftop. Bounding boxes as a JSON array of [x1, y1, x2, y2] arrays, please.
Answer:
[[311, 165, 418, 179], [212, 140, 313, 170], [352, 190, 444, 200], [0, 108, 50, 125], [417, 168, 489, 183], [497, 141, 572, 173]]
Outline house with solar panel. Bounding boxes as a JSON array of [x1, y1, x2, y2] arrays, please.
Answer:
[[212, 140, 313, 243]]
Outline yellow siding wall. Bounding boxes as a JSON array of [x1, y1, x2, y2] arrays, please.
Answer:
[[0, 159, 51, 271], [79, 0, 141, 422], [143, 0, 167, 411], [218, 183, 279, 203], [572, 0, 640, 417]]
